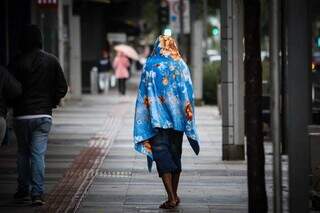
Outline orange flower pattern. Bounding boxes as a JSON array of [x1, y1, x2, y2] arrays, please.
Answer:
[[159, 35, 182, 61], [143, 96, 151, 108], [185, 101, 193, 121], [143, 141, 152, 153], [162, 76, 169, 85]]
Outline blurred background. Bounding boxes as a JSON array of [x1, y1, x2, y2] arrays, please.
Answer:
[[1, 1, 320, 212]]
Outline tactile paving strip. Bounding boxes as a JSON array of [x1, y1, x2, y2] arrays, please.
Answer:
[[37, 104, 128, 213]]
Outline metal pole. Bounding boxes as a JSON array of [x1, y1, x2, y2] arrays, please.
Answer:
[[179, 0, 184, 56], [203, 0, 208, 55], [280, 0, 287, 155], [270, 0, 282, 212]]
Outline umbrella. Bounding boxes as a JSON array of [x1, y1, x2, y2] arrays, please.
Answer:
[[114, 44, 139, 60]]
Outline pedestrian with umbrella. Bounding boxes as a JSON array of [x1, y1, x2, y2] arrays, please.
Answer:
[[113, 44, 139, 95], [113, 51, 130, 95]]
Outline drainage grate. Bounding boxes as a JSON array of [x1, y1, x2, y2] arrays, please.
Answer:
[[97, 170, 132, 178]]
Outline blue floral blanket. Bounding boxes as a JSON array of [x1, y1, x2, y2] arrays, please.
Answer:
[[133, 35, 200, 170]]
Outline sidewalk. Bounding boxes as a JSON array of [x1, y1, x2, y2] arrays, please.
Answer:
[[0, 81, 135, 210], [0, 75, 284, 212], [78, 102, 249, 213]]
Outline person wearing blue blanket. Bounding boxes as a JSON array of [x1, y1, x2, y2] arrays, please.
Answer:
[[133, 35, 200, 209]]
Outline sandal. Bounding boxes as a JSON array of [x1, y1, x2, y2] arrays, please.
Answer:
[[176, 196, 180, 205], [159, 200, 177, 209]]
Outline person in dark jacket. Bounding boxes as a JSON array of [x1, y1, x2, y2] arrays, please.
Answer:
[[97, 48, 112, 93], [0, 66, 22, 144], [9, 25, 68, 206]]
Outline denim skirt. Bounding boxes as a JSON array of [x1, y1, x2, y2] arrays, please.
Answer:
[[150, 128, 183, 177]]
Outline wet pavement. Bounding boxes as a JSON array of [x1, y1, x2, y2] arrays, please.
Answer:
[[0, 74, 287, 213]]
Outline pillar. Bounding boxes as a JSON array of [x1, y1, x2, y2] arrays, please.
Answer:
[[286, 0, 311, 212], [69, 0, 82, 100], [58, 0, 65, 75], [221, 0, 245, 160], [191, 20, 203, 105]]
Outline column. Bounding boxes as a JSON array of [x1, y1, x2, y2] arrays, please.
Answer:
[[69, 1, 82, 100], [221, 0, 245, 160], [286, 0, 311, 212], [191, 20, 203, 105], [58, 0, 65, 73]]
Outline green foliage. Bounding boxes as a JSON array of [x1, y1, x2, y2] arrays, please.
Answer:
[[201, 60, 268, 105], [203, 61, 221, 105], [262, 60, 270, 81], [262, 60, 270, 95]]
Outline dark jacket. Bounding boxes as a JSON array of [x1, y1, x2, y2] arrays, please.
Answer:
[[98, 58, 112, 73], [0, 66, 22, 117], [10, 49, 68, 117]]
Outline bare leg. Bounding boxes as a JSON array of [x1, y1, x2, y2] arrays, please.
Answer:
[[160, 173, 177, 208], [172, 172, 181, 203]]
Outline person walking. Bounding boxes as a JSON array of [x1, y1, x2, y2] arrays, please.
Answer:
[[113, 51, 130, 95], [97, 48, 112, 93], [133, 35, 200, 209], [0, 65, 22, 145], [9, 25, 68, 206]]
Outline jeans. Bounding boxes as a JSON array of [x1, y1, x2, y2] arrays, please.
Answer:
[[14, 117, 52, 196]]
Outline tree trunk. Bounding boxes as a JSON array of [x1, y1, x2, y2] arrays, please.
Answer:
[[243, 0, 268, 212]]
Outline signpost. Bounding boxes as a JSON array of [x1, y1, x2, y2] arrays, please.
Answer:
[[168, 0, 190, 34]]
